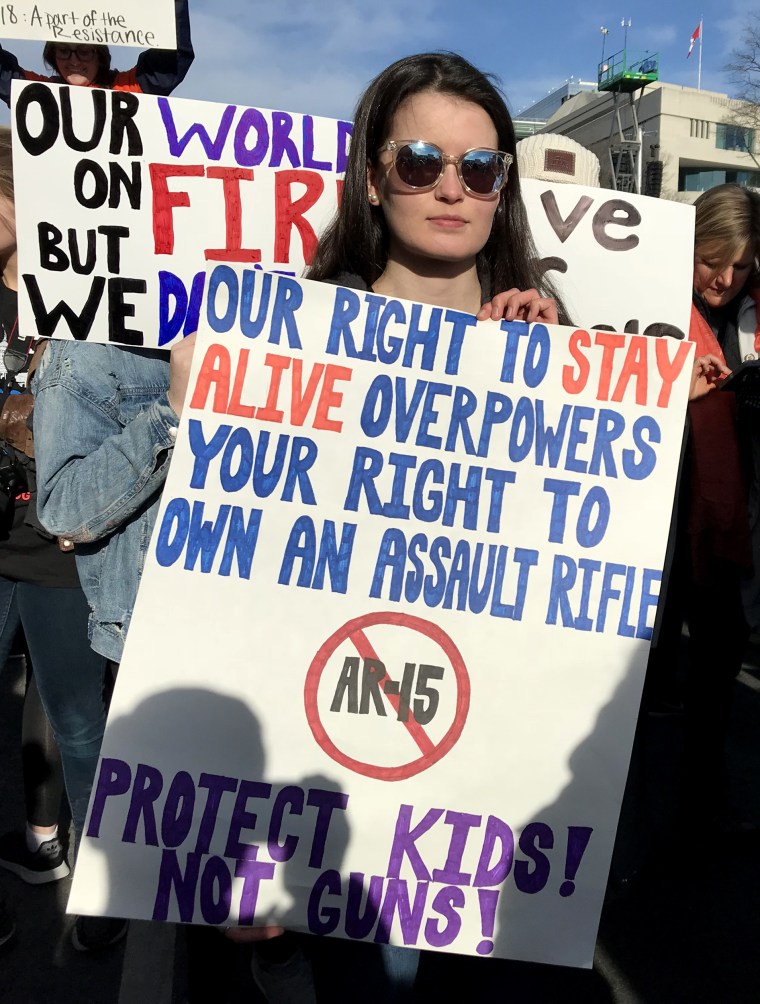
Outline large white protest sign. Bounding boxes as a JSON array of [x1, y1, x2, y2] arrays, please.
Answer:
[[12, 82, 695, 351], [12, 82, 349, 348], [69, 272, 693, 966], [0, 1, 176, 47]]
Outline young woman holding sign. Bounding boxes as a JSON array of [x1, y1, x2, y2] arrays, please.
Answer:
[[308, 52, 568, 327], [33, 48, 568, 995], [0, 0, 193, 106], [305, 51, 568, 999]]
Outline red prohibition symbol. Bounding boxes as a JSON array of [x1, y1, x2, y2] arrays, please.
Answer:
[[304, 611, 470, 781]]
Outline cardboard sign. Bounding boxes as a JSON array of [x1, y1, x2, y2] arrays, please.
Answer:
[[0, 1, 176, 48], [69, 273, 693, 966], [12, 82, 695, 351]]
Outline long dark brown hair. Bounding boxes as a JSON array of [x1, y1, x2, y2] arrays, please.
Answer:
[[307, 51, 570, 324]]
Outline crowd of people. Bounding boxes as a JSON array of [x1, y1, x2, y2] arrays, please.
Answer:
[[0, 3, 758, 1002]]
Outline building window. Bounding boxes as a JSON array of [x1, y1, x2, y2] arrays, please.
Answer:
[[679, 166, 760, 192], [715, 123, 754, 152]]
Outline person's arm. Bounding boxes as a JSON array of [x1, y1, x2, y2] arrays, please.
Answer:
[[130, 0, 194, 96], [33, 342, 178, 543], [0, 43, 51, 108]]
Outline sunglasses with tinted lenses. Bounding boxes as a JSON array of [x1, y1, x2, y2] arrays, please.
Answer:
[[55, 46, 97, 61], [379, 140, 513, 197]]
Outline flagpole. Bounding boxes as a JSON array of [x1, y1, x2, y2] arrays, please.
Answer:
[[698, 16, 703, 91]]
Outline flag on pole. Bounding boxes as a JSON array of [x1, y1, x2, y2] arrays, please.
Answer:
[[687, 22, 701, 58]]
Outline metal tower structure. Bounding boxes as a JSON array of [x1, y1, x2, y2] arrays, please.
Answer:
[[597, 49, 659, 193]]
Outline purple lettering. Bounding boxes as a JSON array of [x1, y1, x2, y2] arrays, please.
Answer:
[[431, 811, 481, 885], [386, 805, 444, 881], [344, 872, 384, 940], [160, 770, 196, 848], [269, 111, 300, 168], [152, 848, 201, 922], [267, 785, 305, 862], [374, 879, 428, 946], [307, 869, 341, 935], [424, 885, 465, 948], [158, 100, 236, 160], [473, 816, 515, 886], [306, 788, 349, 868], [122, 762, 163, 846], [514, 822, 553, 893], [233, 107, 270, 167], [476, 889, 499, 955], [199, 856, 233, 925], [224, 780, 272, 860], [235, 852, 277, 924], [302, 115, 331, 171], [336, 121, 352, 174], [86, 757, 132, 838], [195, 773, 238, 854], [560, 826, 593, 897]]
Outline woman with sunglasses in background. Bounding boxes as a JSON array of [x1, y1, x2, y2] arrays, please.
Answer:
[[0, 0, 193, 106]]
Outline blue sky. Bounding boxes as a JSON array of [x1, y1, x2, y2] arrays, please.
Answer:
[[0, 0, 752, 121]]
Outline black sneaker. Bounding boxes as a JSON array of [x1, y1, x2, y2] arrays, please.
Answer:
[[0, 831, 70, 884], [0, 899, 15, 948], [72, 916, 128, 952]]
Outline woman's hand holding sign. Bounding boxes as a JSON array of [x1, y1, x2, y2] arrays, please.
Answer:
[[477, 288, 559, 325]]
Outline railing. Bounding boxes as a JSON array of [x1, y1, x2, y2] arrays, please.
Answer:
[[598, 49, 659, 90]]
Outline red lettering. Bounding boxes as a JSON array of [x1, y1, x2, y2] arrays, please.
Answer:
[[289, 359, 325, 426], [205, 167, 261, 263], [256, 353, 291, 422], [189, 349, 350, 430], [150, 164, 205, 255], [188, 344, 231, 413], [611, 337, 648, 405], [227, 348, 256, 418], [593, 332, 626, 401], [655, 339, 693, 408], [274, 170, 324, 264], [562, 329, 592, 394], [314, 365, 353, 432]]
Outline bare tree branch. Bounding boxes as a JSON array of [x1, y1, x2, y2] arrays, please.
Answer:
[[724, 13, 760, 170]]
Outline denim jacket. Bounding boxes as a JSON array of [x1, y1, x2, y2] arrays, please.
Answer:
[[33, 341, 177, 662]]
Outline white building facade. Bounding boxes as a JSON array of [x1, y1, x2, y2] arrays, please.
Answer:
[[544, 81, 759, 201]]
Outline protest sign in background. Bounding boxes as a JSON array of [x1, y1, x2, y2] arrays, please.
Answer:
[[12, 82, 695, 351], [69, 272, 693, 966], [520, 177, 695, 339], [12, 81, 350, 347], [0, 1, 176, 47]]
